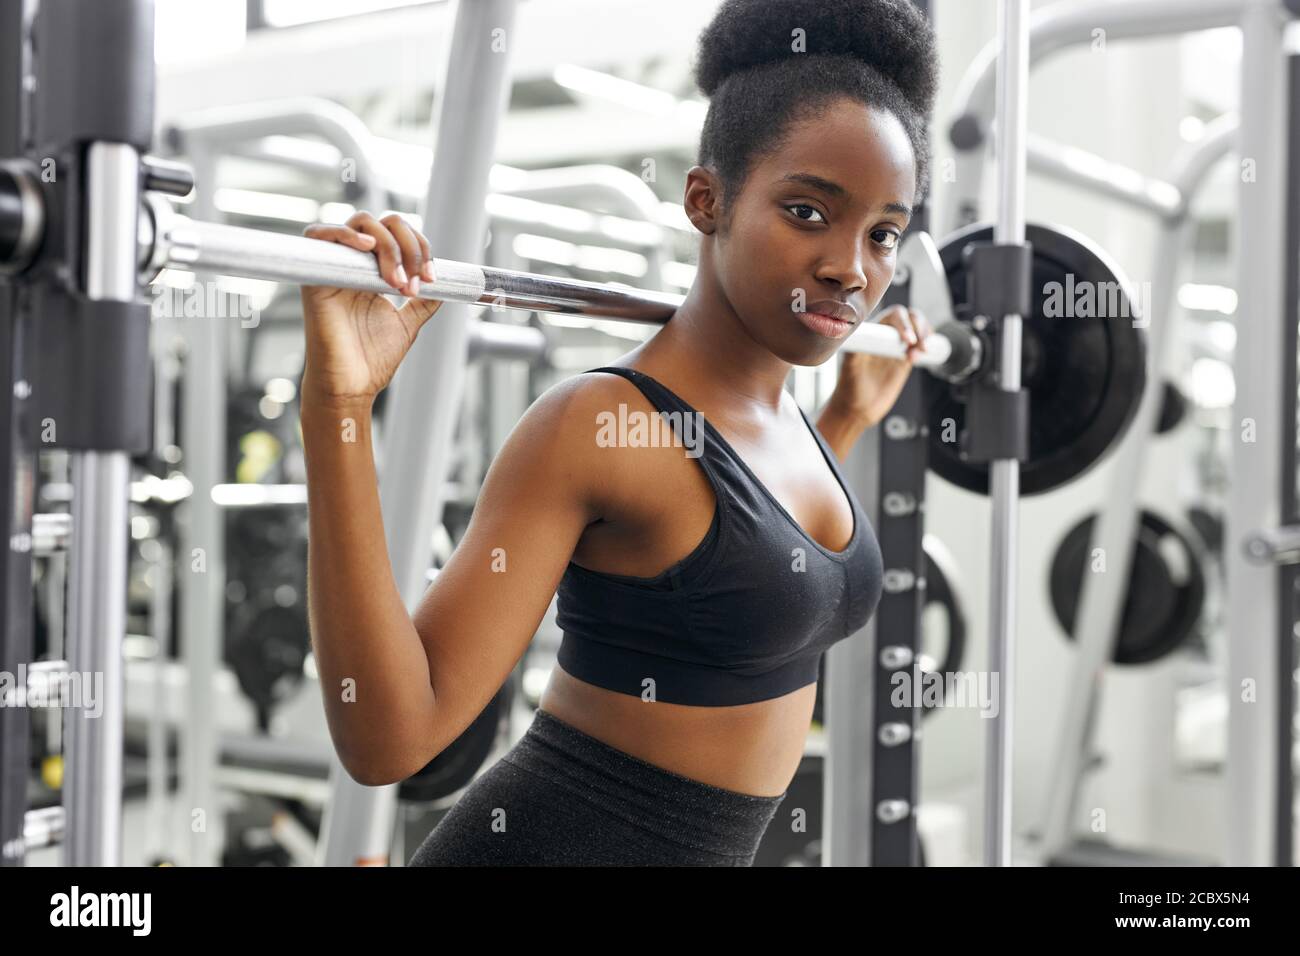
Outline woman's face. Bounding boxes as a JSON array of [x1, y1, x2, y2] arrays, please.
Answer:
[[693, 98, 917, 366]]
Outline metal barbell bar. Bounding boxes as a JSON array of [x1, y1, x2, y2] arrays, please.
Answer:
[[134, 194, 978, 381]]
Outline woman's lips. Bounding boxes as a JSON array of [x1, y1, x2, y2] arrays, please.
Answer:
[[797, 310, 855, 339]]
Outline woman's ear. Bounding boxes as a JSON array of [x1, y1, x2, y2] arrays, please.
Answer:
[[683, 165, 722, 236]]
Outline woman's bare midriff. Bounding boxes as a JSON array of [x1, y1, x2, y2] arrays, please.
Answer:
[[538, 668, 815, 798]]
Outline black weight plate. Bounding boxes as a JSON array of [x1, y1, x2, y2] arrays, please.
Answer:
[[927, 223, 1148, 495], [1049, 510, 1205, 665]]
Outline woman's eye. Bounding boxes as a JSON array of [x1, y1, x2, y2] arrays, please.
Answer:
[[873, 229, 900, 251], [786, 204, 826, 224]]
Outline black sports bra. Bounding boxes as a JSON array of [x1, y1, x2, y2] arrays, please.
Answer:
[[554, 366, 884, 706]]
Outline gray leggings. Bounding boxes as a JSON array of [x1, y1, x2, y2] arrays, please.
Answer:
[[408, 708, 786, 866]]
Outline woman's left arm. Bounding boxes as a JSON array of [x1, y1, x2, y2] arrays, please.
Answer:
[[815, 398, 876, 463]]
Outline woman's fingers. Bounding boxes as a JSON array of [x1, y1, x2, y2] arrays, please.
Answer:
[[878, 304, 916, 347], [899, 308, 918, 345], [380, 213, 427, 297], [302, 222, 377, 253], [873, 305, 933, 364], [415, 229, 435, 281], [898, 309, 928, 362], [345, 211, 408, 293], [904, 308, 932, 359], [909, 308, 932, 349], [304, 214, 435, 295]]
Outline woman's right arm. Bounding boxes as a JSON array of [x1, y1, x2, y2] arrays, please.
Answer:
[[299, 211, 609, 786], [302, 378, 609, 787], [301, 392, 433, 786]]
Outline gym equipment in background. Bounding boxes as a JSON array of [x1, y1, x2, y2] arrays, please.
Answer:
[[1048, 509, 1206, 665], [926, 222, 1147, 496], [12, 0, 1285, 870], [812, 534, 967, 725]]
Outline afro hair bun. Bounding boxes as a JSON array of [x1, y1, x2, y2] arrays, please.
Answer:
[[693, 0, 937, 117]]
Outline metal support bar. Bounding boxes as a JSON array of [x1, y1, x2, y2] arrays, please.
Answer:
[[1026, 133, 1183, 219], [1225, 0, 1290, 867], [1277, 50, 1300, 866], [0, 0, 36, 868], [61, 135, 143, 867], [465, 320, 547, 363], [162, 96, 385, 209], [145, 311, 179, 864], [64, 449, 130, 866], [176, 153, 224, 868], [983, 0, 1029, 869]]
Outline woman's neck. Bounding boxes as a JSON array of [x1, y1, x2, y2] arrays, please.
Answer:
[[638, 280, 793, 419]]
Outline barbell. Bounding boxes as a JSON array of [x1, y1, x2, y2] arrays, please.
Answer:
[[139, 199, 1146, 495], [148, 203, 1145, 494], [136, 194, 977, 373]]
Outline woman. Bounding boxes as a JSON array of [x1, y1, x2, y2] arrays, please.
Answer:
[[300, 0, 938, 866]]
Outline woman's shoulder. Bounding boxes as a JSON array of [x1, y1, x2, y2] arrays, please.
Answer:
[[516, 370, 708, 522], [524, 368, 646, 434], [503, 370, 645, 483]]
